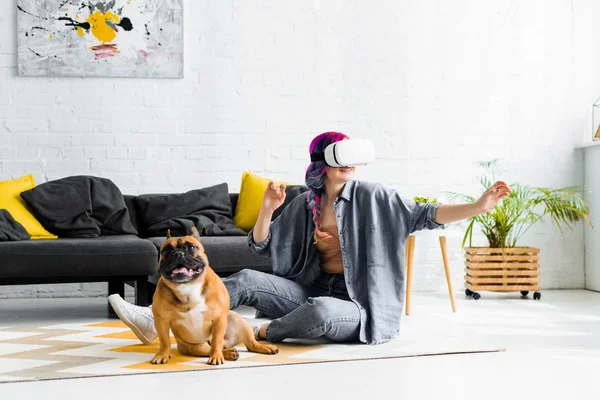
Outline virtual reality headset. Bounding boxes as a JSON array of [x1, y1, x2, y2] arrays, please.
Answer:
[[310, 139, 375, 167]]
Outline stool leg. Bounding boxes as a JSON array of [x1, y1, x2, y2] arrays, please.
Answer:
[[439, 236, 457, 312], [405, 235, 416, 315]]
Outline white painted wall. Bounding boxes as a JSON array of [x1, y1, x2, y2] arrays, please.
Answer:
[[0, 0, 596, 298]]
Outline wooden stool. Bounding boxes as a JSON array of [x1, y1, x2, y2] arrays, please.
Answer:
[[404, 232, 456, 315]]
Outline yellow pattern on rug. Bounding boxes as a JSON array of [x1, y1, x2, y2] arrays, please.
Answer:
[[90, 321, 326, 371], [0, 321, 502, 383]]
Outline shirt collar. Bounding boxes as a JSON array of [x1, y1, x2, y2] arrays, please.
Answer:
[[304, 180, 356, 210], [337, 180, 356, 202]]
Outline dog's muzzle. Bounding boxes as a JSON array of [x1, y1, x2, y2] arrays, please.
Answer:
[[160, 249, 205, 283]]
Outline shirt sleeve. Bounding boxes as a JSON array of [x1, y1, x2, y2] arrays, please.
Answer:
[[245, 192, 309, 260], [405, 197, 445, 234], [247, 227, 272, 257]]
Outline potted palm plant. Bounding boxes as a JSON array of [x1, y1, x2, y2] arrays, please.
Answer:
[[448, 160, 591, 300]]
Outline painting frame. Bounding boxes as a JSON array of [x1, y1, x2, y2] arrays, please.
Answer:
[[17, 0, 184, 79]]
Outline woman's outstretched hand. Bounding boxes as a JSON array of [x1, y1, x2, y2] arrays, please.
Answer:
[[475, 181, 512, 213], [262, 182, 287, 213]]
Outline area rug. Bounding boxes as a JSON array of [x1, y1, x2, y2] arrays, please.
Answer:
[[0, 321, 503, 383]]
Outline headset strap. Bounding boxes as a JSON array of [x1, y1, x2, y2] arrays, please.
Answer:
[[310, 152, 325, 162]]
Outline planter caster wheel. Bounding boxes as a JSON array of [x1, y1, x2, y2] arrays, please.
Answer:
[[472, 292, 481, 300], [520, 291, 529, 297], [533, 292, 541, 300], [465, 289, 473, 297]]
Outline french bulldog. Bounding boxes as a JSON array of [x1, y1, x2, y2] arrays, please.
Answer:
[[150, 227, 278, 365]]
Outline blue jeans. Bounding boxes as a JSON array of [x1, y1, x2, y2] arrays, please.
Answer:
[[222, 269, 361, 343]]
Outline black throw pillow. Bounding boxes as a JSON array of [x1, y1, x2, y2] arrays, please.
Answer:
[[134, 183, 246, 238], [0, 209, 30, 241], [20, 176, 137, 238]]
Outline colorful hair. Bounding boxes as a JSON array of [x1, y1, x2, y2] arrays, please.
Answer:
[[305, 131, 349, 230]]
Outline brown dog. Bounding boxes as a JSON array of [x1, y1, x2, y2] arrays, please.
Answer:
[[150, 227, 278, 365]]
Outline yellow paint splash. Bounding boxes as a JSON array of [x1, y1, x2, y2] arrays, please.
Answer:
[[76, 26, 85, 37], [86, 10, 120, 43], [49, 33, 53, 39]]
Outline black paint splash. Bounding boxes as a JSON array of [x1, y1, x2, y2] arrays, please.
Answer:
[[118, 18, 133, 31], [28, 47, 43, 57], [29, 26, 53, 37], [17, 5, 49, 20], [144, 23, 162, 46], [58, 0, 70, 9], [58, 16, 91, 31]]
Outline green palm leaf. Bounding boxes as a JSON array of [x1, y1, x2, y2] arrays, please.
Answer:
[[446, 161, 592, 248]]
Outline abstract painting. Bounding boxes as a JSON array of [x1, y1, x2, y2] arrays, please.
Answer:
[[17, 0, 183, 78]]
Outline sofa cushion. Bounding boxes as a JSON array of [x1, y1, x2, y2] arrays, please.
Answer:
[[233, 172, 288, 232], [229, 193, 239, 215], [232, 172, 309, 232], [0, 174, 57, 239], [146, 236, 272, 275], [0, 235, 157, 279], [0, 210, 30, 241], [20, 176, 137, 238], [134, 183, 245, 238], [123, 195, 140, 233]]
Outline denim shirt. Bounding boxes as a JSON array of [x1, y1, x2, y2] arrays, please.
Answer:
[[248, 180, 444, 344]]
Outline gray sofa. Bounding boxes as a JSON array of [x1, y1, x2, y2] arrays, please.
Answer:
[[0, 193, 274, 310], [129, 193, 275, 291]]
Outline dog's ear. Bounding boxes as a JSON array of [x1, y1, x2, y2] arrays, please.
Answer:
[[166, 229, 171, 239], [191, 226, 201, 242]]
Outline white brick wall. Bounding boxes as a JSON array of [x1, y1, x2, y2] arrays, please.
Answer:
[[0, 0, 598, 298]]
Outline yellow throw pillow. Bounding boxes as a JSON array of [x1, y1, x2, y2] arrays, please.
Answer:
[[233, 171, 287, 232], [0, 174, 57, 239]]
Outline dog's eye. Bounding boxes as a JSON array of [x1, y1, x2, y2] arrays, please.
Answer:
[[187, 244, 196, 252]]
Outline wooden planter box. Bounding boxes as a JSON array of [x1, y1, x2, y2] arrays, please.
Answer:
[[464, 247, 541, 299]]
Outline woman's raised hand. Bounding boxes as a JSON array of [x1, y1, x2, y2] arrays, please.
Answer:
[[476, 181, 512, 213], [262, 182, 287, 213]]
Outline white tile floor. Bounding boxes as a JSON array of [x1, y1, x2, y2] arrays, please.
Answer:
[[1, 289, 599, 400]]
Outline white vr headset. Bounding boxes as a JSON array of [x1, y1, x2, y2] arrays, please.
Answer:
[[310, 139, 375, 167]]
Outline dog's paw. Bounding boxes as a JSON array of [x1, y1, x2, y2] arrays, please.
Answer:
[[264, 344, 279, 355], [223, 347, 239, 361], [150, 352, 171, 364], [207, 351, 225, 365]]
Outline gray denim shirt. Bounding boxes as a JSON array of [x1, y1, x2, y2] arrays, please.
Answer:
[[248, 180, 444, 344]]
